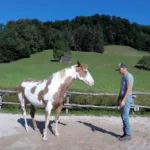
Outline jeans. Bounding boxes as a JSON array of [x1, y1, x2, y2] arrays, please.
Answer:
[[121, 95, 133, 136]]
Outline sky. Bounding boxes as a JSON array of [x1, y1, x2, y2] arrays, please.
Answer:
[[0, 0, 150, 25]]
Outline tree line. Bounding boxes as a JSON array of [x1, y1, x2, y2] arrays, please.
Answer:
[[0, 14, 150, 63]]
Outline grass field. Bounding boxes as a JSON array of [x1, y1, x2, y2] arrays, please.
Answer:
[[0, 45, 150, 93]]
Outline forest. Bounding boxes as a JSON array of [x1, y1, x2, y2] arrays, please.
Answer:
[[0, 14, 150, 62]]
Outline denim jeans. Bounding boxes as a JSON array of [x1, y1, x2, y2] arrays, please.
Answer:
[[121, 95, 133, 136]]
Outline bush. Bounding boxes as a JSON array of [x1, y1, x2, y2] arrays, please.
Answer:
[[136, 55, 150, 70]]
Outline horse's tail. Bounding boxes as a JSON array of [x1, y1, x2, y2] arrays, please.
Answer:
[[18, 82, 29, 132], [18, 83, 28, 108]]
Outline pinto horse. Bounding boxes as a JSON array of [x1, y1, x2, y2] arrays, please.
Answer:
[[18, 61, 94, 140]]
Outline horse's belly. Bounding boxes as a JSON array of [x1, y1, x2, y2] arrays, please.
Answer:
[[25, 91, 45, 107], [24, 83, 54, 108], [29, 100, 45, 108]]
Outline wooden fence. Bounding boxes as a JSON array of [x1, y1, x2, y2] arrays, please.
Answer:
[[0, 89, 150, 114]]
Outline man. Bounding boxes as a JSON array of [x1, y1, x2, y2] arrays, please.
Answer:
[[115, 63, 134, 141]]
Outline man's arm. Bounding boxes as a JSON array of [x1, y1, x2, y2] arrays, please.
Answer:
[[120, 82, 132, 107]]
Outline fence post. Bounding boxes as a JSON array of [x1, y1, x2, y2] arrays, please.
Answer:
[[132, 94, 139, 114], [133, 95, 140, 112], [66, 94, 70, 114], [0, 93, 3, 110], [131, 95, 135, 114]]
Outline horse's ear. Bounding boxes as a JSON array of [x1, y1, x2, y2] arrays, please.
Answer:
[[77, 61, 81, 67]]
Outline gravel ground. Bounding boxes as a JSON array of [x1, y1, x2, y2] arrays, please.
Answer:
[[0, 113, 150, 150]]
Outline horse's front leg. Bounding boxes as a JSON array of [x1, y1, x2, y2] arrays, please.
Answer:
[[42, 102, 52, 140], [55, 104, 63, 136]]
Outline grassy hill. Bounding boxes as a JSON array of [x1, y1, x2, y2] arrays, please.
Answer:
[[105, 45, 149, 56], [0, 45, 150, 93]]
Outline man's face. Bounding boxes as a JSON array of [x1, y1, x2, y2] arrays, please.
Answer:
[[118, 67, 125, 75]]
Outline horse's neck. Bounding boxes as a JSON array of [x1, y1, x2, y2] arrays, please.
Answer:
[[52, 67, 76, 85]]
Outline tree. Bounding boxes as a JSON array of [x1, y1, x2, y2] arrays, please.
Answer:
[[1, 14, 150, 63], [0, 23, 5, 31], [93, 24, 104, 53], [0, 21, 30, 61], [74, 24, 104, 52], [53, 41, 71, 60], [0, 44, 15, 62]]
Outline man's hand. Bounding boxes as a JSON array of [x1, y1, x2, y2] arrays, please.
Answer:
[[120, 100, 125, 108]]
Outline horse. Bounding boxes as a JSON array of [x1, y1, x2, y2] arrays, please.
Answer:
[[18, 61, 94, 140]]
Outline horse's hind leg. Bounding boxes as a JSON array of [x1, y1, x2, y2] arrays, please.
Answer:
[[55, 104, 63, 136], [30, 105, 38, 130], [18, 92, 29, 132], [22, 104, 29, 132], [42, 102, 52, 140]]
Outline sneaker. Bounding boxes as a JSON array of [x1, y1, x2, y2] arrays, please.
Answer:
[[118, 133, 126, 140], [119, 135, 131, 141]]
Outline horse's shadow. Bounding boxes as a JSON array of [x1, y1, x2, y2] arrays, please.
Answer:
[[17, 118, 66, 135], [77, 121, 119, 138]]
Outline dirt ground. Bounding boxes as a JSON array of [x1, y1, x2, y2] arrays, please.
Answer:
[[0, 113, 150, 150]]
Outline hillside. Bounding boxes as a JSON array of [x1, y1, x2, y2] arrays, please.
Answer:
[[0, 45, 149, 92], [1, 14, 150, 63], [104, 45, 149, 57]]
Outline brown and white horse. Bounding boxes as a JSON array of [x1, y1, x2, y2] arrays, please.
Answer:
[[18, 61, 94, 140]]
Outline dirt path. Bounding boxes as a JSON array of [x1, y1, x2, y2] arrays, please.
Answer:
[[0, 113, 150, 150]]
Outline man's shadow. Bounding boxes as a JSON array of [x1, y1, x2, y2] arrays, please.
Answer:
[[17, 118, 66, 135], [77, 121, 119, 138]]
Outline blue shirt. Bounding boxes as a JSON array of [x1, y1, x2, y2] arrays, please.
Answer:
[[120, 72, 134, 99]]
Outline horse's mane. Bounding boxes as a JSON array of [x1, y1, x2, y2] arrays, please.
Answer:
[[47, 63, 88, 81], [52, 67, 71, 81]]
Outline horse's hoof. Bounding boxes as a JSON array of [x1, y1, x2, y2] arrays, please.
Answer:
[[55, 133, 60, 136], [26, 128, 29, 132], [42, 137, 47, 141]]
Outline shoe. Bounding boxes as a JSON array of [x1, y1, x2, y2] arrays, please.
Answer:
[[118, 133, 126, 140], [119, 135, 131, 141]]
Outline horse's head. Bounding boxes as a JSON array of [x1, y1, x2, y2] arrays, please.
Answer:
[[75, 61, 94, 86]]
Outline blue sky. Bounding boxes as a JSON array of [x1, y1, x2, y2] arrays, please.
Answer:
[[0, 0, 150, 25]]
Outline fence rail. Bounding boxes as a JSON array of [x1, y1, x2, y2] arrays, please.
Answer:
[[1, 89, 150, 95], [0, 89, 150, 113]]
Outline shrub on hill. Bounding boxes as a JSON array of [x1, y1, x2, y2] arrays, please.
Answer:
[[53, 41, 71, 61], [136, 56, 150, 70]]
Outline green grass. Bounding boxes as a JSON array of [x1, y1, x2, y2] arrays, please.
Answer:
[[104, 45, 149, 56], [1, 45, 150, 116], [0, 45, 150, 93]]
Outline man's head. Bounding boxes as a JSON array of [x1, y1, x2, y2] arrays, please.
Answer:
[[115, 63, 127, 75]]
